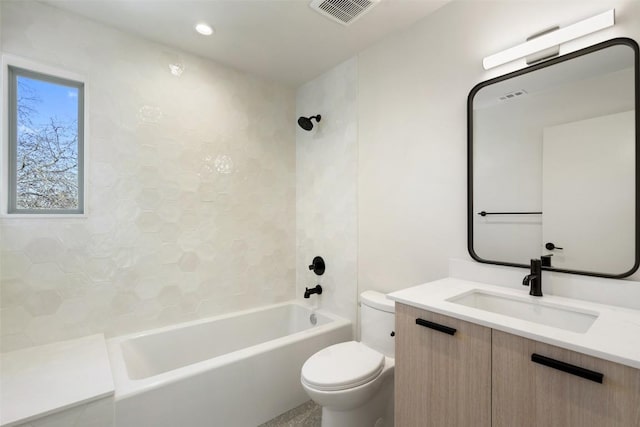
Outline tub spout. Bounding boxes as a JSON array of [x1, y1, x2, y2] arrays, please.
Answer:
[[304, 285, 323, 299]]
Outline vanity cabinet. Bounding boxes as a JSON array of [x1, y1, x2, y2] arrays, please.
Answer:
[[492, 330, 640, 427], [395, 304, 640, 427], [395, 303, 492, 427]]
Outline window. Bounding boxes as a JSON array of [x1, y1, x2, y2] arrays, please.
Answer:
[[8, 66, 84, 214]]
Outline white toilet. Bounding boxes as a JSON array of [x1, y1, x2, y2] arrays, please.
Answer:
[[301, 291, 395, 427]]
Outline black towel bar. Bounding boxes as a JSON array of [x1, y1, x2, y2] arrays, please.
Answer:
[[478, 211, 542, 216]]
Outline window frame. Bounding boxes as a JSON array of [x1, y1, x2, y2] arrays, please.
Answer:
[[2, 55, 88, 217]]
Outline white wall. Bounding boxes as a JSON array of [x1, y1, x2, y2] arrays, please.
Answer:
[[296, 58, 358, 332], [358, 0, 640, 295], [0, 1, 296, 352]]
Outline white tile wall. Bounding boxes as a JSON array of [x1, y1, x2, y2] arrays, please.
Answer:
[[0, 1, 296, 352], [296, 58, 358, 331]]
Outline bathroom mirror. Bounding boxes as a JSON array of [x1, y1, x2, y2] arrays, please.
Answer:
[[468, 38, 639, 278]]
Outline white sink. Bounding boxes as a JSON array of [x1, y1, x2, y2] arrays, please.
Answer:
[[447, 290, 599, 333]]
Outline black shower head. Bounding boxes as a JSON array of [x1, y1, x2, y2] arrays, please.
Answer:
[[297, 115, 321, 131]]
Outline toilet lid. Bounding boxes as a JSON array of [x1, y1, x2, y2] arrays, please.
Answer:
[[301, 341, 385, 391]]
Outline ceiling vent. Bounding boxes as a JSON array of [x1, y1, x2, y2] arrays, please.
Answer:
[[499, 89, 528, 102], [310, 0, 380, 26]]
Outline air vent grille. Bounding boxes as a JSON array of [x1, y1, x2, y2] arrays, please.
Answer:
[[310, 0, 380, 26], [499, 89, 528, 101]]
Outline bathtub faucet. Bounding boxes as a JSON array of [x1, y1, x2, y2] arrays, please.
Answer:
[[304, 285, 323, 299]]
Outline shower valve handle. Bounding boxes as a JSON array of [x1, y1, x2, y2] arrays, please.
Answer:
[[308, 256, 325, 276]]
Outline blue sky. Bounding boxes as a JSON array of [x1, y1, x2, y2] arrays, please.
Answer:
[[18, 75, 79, 126]]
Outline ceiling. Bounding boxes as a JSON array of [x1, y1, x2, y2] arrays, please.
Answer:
[[43, 0, 450, 87]]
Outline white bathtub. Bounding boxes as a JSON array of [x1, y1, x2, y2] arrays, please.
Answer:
[[107, 301, 351, 427]]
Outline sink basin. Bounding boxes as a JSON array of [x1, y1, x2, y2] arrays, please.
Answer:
[[447, 290, 599, 333]]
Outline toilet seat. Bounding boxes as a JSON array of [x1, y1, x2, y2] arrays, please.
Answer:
[[301, 341, 385, 392]]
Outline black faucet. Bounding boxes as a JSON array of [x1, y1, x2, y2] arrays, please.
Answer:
[[522, 258, 543, 297], [304, 285, 323, 299]]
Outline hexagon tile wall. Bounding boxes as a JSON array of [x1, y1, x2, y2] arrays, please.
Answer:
[[0, 1, 296, 352], [295, 58, 358, 332]]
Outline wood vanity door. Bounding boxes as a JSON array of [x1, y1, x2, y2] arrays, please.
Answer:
[[395, 303, 491, 427], [492, 330, 640, 427]]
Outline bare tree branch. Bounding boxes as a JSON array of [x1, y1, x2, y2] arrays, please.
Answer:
[[16, 79, 79, 210]]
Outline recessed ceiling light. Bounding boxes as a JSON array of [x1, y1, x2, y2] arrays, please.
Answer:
[[169, 63, 184, 77], [195, 23, 214, 36]]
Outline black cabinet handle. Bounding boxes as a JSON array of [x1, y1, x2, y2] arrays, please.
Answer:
[[415, 318, 457, 336], [531, 353, 603, 383]]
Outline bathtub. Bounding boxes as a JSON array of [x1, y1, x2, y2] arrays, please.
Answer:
[[107, 301, 351, 427]]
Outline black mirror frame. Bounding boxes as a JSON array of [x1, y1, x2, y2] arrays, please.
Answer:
[[467, 37, 640, 279]]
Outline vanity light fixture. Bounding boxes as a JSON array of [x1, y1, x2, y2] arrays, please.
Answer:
[[195, 23, 214, 36], [482, 9, 615, 70]]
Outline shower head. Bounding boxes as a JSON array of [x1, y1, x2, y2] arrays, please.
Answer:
[[297, 115, 321, 131]]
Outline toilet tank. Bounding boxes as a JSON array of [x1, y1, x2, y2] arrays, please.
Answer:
[[360, 291, 395, 358]]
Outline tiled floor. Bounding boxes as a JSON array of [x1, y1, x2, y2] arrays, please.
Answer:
[[258, 400, 321, 427]]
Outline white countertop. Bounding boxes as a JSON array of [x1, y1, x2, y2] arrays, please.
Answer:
[[388, 278, 640, 370], [0, 334, 115, 427]]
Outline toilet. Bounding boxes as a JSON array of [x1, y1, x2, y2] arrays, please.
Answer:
[[301, 291, 395, 427]]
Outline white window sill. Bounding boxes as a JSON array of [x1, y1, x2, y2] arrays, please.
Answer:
[[0, 213, 88, 219]]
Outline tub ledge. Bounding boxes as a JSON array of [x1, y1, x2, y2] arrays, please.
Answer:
[[0, 334, 115, 427]]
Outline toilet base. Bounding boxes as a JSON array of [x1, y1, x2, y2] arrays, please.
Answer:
[[320, 376, 394, 427]]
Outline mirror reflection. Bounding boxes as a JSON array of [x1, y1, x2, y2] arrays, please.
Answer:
[[470, 39, 637, 277]]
